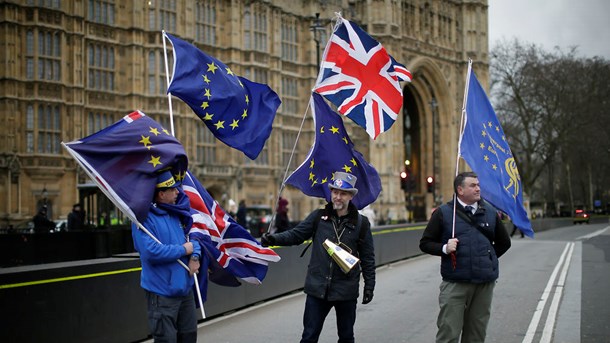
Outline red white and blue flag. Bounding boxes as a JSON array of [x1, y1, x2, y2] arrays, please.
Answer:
[[313, 15, 411, 139], [181, 171, 280, 300]]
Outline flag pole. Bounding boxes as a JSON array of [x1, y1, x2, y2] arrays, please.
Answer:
[[451, 60, 473, 239], [266, 98, 313, 233], [161, 30, 206, 318], [453, 60, 473, 229], [162, 30, 176, 137], [267, 14, 342, 233]]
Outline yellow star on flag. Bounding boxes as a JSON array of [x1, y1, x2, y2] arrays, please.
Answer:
[[202, 74, 211, 84], [226, 67, 234, 76], [350, 158, 358, 166], [148, 155, 162, 167], [201, 101, 209, 109], [241, 109, 248, 119], [207, 62, 218, 74], [309, 171, 315, 181], [203, 113, 213, 121], [214, 120, 225, 129], [203, 88, 212, 99], [330, 126, 340, 134], [230, 119, 239, 130], [174, 171, 186, 181], [139, 135, 152, 149], [309, 159, 315, 169], [149, 127, 160, 136], [342, 165, 352, 173]]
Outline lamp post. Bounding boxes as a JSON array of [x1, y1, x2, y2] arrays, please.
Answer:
[[42, 185, 48, 207], [310, 13, 323, 68]]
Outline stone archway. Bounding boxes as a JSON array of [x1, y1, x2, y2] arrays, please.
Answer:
[[403, 57, 458, 219]]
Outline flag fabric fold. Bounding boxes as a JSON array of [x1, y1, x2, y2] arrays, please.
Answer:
[[164, 33, 281, 160], [181, 171, 280, 301], [286, 93, 382, 210], [459, 68, 534, 237], [313, 14, 410, 139], [62, 111, 188, 223]]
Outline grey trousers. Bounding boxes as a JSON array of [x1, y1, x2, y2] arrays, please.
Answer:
[[436, 280, 495, 343], [146, 290, 198, 343]]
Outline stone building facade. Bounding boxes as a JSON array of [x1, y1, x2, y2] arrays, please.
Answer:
[[0, 0, 489, 228]]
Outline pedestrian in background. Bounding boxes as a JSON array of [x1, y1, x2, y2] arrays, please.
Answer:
[[131, 170, 201, 343], [67, 203, 86, 231], [419, 171, 511, 343], [236, 199, 247, 228], [32, 206, 55, 233], [262, 171, 375, 343], [274, 197, 290, 233]]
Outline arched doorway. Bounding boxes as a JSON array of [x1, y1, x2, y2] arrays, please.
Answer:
[[403, 86, 427, 221]]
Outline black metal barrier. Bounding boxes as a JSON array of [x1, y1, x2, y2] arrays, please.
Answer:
[[0, 227, 134, 267], [0, 223, 427, 343], [1, 216, 589, 342]]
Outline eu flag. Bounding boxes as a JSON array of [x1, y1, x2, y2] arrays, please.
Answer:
[[460, 68, 533, 237], [286, 93, 381, 209], [164, 33, 281, 160], [62, 111, 188, 223]]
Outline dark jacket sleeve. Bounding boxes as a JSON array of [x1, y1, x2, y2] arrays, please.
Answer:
[[419, 208, 445, 256], [358, 216, 376, 291], [271, 210, 319, 246], [493, 216, 511, 258]]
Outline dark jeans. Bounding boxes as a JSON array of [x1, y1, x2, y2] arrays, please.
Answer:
[[146, 290, 197, 343], [300, 294, 357, 343]]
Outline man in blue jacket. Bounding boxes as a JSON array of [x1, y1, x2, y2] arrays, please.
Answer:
[[262, 172, 375, 343], [419, 171, 511, 343], [132, 170, 201, 343]]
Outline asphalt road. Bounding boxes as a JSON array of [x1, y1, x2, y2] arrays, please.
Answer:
[[172, 220, 610, 343]]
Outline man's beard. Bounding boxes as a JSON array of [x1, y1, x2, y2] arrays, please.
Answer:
[[333, 201, 345, 211]]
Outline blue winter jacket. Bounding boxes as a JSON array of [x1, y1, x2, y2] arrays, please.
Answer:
[[132, 203, 201, 297]]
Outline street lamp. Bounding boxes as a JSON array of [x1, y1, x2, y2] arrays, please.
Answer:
[[42, 185, 48, 206], [310, 13, 324, 68]]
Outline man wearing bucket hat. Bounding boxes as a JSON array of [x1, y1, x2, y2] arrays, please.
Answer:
[[262, 171, 375, 343], [132, 170, 201, 343]]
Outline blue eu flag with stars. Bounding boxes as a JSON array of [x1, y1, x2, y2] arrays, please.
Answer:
[[63, 111, 188, 223], [286, 93, 381, 209], [165, 33, 281, 160], [460, 68, 533, 237]]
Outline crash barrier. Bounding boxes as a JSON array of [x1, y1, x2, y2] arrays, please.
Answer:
[[0, 226, 133, 267], [0, 223, 426, 343], [0, 217, 590, 343]]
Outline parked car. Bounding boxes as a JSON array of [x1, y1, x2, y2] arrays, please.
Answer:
[[573, 209, 589, 224], [245, 205, 272, 238]]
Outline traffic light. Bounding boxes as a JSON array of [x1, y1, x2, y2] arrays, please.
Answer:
[[426, 176, 435, 193], [400, 170, 408, 191]]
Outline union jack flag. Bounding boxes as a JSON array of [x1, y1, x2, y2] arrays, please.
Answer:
[[313, 15, 410, 139], [181, 171, 280, 301]]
